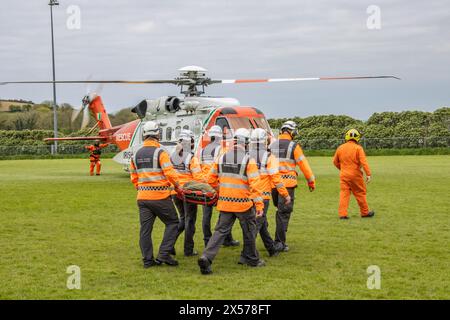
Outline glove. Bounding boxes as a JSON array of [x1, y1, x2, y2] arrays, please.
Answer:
[[366, 176, 372, 184], [284, 195, 292, 206], [308, 180, 315, 192], [256, 210, 264, 218]]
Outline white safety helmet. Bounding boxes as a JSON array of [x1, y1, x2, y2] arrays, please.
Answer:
[[208, 125, 223, 138], [179, 129, 194, 141], [233, 128, 250, 144], [250, 128, 268, 144], [281, 120, 298, 136], [142, 121, 160, 138]]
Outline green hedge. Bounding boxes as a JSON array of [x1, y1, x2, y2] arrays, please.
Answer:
[[269, 107, 450, 149]]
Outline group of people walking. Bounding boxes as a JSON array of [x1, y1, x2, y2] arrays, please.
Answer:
[[129, 120, 374, 274]]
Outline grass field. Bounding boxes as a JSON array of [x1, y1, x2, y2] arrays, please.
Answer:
[[0, 156, 449, 299]]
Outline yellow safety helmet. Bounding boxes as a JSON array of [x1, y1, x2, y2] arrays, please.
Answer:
[[345, 129, 361, 142]]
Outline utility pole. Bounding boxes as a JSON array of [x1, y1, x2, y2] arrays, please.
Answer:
[[49, 0, 59, 154]]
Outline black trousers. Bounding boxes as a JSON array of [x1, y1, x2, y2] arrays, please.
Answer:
[[138, 198, 179, 264], [203, 209, 259, 266], [173, 196, 198, 255], [272, 187, 296, 247], [202, 205, 235, 247], [256, 200, 276, 253]]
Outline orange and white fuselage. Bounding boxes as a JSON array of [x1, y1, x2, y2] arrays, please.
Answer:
[[111, 96, 273, 170], [45, 93, 273, 171]]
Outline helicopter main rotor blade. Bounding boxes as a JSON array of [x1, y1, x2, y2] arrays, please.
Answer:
[[71, 107, 82, 123], [0, 80, 179, 85], [80, 105, 90, 130], [216, 75, 400, 84]]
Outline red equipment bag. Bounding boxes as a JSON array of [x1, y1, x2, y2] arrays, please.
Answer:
[[177, 181, 218, 206]]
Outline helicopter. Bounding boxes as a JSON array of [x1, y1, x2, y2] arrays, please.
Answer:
[[0, 66, 399, 170]]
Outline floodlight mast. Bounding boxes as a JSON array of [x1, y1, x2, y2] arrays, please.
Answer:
[[49, 0, 59, 154]]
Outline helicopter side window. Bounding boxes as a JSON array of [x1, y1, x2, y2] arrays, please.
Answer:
[[175, 126, 181, 139], [253, 117, 270, 131], [166, 127, 172, 141], [193, 118, 202, 137], [215, 117, 230, 132], [228, 117, 254, 130]]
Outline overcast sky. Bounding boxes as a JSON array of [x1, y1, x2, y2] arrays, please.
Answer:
[[0, 0, 449, 119]]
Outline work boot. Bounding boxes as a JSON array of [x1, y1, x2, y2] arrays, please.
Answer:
[[198, 256, 213, 275], [239, 257, 266, 267], [362, 211, 375, 218], [184, 250, 198, 257], [156, 256, 179, 266], [96, 173, 100, 176], [268, 248, 280, 257], [252, 259, 266, 267], [273, 242, 284, 252], [237, 256, 248, 265], [340, 216, 350, 220], [223, 239, 240, 247], [143, 259, 161, 268]]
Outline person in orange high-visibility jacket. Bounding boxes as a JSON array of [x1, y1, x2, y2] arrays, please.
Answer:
[[200, 125, 240, 248], [333, 129, 375, 220], [249, 128, 291, 257], [85, 142, 108, 176], [197, 128, 265, 275], [270, 120, 315, 252], [129, 121, 181, 268], [170, 129, 204, 256]]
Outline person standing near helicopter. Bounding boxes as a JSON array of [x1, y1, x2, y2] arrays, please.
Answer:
[[171, 129, 204, 256], [270, 121, 316, 252], [198, 128, 265, 275], [129, 121, 181, 268], [85, 141, 109, 176], [333, 129, 375, 220], [200, 125, 240, 248], [249, 128, 291, 256]]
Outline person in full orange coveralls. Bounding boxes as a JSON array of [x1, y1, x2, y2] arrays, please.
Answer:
[[85, 142, 108, 176], [333, 129, 375, 220]]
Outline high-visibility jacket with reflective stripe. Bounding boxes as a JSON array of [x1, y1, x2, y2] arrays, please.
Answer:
[[201, 142, 227, 189], [200, 142, 222, 176], [271, 133, 315, 188], [207, 146, 264, 212], [333, 140, 371, 179], [251, 149, 289, 200], [170, 151, 203, 194], [130, 139, 180, 200]]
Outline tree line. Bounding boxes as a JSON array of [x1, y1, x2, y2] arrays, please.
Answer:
[[0, 102, 448, 149], [0, 101, 138, 132], [268, 107, 450, 149]]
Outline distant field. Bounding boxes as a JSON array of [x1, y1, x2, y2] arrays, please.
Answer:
[[0, 156, 449, 299]]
